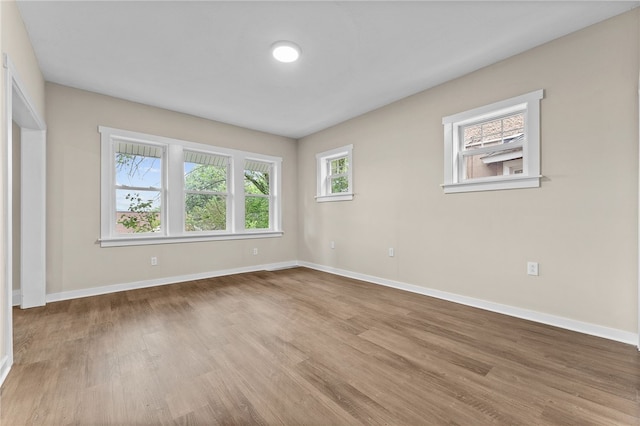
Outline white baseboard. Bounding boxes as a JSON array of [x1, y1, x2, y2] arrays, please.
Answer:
[[298, 261, 638, 347], [0, 355, 11, 387], [12, 259, 637, 346], [45, 260, 298, 303]]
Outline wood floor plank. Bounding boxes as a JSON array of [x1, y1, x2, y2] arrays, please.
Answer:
[[2, 267, 639, 425]]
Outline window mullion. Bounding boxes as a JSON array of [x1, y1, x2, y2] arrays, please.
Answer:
[[103, 133, 116, 238], [325, 159, 332, 195], [232, 155, 246, 233], [167, 144, 184, 236]]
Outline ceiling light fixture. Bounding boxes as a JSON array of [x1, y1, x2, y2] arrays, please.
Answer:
[[271, 41, 301, 63]]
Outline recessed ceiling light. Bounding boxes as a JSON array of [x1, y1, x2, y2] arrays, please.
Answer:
[[271, 41, 301, 63]]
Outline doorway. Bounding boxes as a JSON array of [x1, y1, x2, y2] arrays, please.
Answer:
[[1, 54, 46, 384]]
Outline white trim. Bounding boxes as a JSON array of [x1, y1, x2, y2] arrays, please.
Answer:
[[443, 90, 543, 125], [2, 57, 13, 386], [99, 230, 284, 247], [12, 290, 20, 306], [99, 126, 282, 245], [3, 56, 46, 130], [316, 144, 354, 202], [442, 175, 541, 193], [2, 54, 48, 388], [21, 129, 46, 308], [442, 90, 543, 194], [315, 193, 354, 202], [637, 82, 640, 350], [0, 355, 10, 386], [45, 261, 298, 303], [298, 261, 638, 346], [99, 126, 282, 164]]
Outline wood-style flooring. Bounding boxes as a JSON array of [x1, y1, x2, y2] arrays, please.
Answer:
[[1, 267, 639, 425]]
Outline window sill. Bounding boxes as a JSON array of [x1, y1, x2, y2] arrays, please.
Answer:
[[442, 175, 541, 194], [99, 231, 284, 247], [316, 193, 354, 203]]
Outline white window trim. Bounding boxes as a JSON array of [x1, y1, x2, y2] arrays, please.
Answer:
[[99, 126, 282, 247], [315, 144, 354, 202], [441, 89, 543, 194]]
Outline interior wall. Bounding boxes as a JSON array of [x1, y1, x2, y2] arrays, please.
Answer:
[[1, 0, 45, 121], [298, 9, 640, 334], [45, 83, 298, 295]]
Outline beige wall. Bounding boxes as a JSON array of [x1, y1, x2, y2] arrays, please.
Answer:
[[298, 10, 640, 334], [1, 0, 45, 372], [46, 83, 297, 294], [1, 0, 46, 121]]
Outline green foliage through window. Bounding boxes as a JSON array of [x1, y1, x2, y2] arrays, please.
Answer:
[[117, 193, 161, 233], [244, 166, 270, 229], [184, 159, 228, 232], [329, 156, 349, 194]]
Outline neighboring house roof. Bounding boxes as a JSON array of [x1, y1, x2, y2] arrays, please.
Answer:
[[481, 134, 524, 164]]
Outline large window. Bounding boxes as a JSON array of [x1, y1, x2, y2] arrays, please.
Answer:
[[316, 144, 353, 202], [442, 90, 543, 193], [99, 127, 282, 247]]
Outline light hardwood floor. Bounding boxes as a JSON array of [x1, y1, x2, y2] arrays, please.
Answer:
[[1, 267, 639, 425]]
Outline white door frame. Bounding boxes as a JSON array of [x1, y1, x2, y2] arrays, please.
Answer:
[[0, 54, 46, 385]]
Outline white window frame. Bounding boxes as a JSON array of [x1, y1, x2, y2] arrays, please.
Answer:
[[99, 126, 282, 247], [316, 144, 353, 202], [441, 89, 543, 193]]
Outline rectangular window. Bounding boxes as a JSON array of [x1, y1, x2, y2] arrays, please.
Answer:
[[328, 156, 349, 194], [184, 151, 229, 232], [244, 160, 271, 230], [442, 90, 543, 193], [115, 141, 163, 234], [316, 144, 353, 202], [99, 127, 282, 247]]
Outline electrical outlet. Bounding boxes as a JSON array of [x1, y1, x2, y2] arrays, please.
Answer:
[[150, 256, 158, 266], [527, 261, 539, 276], [252, 248, 258, 256], [330, 241, 335, 249], [388, 247, 395, 257]]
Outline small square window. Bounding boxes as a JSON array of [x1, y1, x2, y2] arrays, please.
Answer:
[[442, 90, 543, 193], [316, 145, 353, 202]]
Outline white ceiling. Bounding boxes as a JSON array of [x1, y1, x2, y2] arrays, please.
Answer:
[[17, 1, 640, 139]]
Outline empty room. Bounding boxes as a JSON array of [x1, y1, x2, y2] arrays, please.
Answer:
[[1, 0, 640, 424]]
